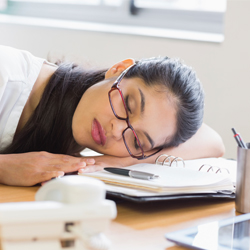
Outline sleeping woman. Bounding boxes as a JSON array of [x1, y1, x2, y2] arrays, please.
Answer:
[[0, 45, 224, 186]]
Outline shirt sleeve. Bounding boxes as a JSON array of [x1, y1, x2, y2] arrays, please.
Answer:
[[0, 45, 45, 150]]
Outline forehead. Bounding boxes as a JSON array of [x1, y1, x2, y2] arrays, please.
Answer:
[[123, 77, 177, 147]]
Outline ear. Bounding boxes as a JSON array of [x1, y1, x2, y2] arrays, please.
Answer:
[[105, 58, 135, 79]]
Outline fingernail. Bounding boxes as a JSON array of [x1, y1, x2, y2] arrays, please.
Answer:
[[78, 168, 89, 173], [87, 159, 95, 164], [78, 161, 86, 167], [57, 171, 64, 177]]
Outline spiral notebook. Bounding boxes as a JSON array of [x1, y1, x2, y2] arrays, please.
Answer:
[[79, 155, 237, 203]]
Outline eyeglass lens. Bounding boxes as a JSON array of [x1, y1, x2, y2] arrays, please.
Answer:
[[109, 89, 143, 156]]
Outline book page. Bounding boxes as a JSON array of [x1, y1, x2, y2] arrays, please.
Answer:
[[81, 160, 234, 194], [178, 158, 237, 184]]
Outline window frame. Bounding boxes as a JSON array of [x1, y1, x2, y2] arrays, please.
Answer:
[[0, 0, 227, 43]]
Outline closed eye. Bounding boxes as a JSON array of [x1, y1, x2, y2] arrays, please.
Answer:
[[134, 136, 140, 150], [125, 95, 132, 114]]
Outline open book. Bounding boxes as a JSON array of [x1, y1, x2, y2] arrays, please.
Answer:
[[79, 157, 236, 202]]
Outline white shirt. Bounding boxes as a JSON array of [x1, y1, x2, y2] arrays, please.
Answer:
[[0, 45, 46, 150]]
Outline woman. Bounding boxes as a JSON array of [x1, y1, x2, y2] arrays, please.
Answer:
[[0, 45, 224, 186]]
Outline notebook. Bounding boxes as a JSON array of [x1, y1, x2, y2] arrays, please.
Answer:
[[79, 156, 237, 202]]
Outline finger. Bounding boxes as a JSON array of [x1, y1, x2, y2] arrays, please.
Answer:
[[41, 176, 63, 186], [38, 152, 82, 163], [49, 161, 87, 173], [85, 158, 95, 165], [58, 155, 95, 165], [64, 157, 95, 165], [46, 155, 95, 167], [40, 154, 97, 173], [47, 158, 96, 172], [36, 171, 65, 184], [78, 165, 104, 174]]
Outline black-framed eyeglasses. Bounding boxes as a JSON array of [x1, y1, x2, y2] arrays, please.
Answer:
[[108, 63, 162, 160]]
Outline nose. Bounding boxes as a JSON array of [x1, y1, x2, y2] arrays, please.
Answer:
[[110, 117, 128, 140]]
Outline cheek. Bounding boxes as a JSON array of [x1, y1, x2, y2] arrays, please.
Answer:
[[72, 97, 94, 145], [72, 109, 87, 145]]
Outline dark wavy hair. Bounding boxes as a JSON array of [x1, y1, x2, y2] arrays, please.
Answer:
[[1, 57, 204, 155], [1, 63, 106, 155], [125, 57, 204, 148]]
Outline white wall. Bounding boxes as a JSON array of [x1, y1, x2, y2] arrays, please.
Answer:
[[0, 0, 249, 159]]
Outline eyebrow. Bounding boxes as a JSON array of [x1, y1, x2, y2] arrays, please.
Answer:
[[138, 88, 155, 149]]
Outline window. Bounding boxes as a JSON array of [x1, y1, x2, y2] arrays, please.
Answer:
[[0, 0, 7, 10], [0, 0, 227, 42]]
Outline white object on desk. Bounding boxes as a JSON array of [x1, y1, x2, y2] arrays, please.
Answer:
[[0, 176, 117, 250], [81, 159, 236, 194]]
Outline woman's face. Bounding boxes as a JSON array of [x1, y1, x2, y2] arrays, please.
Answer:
[[72, 62, 177, 158]]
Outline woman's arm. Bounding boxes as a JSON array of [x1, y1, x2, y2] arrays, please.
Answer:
[[156, 123, 225, 161], [79, 123, 225, 172], [0, 152, 95, 186]]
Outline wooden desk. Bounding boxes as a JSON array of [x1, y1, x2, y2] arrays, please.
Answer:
[[0, 184, 237, 250]]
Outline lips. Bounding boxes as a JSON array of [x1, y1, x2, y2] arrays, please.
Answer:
[[91, 119, 106, 146]]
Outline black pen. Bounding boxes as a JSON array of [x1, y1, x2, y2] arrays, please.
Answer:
[[104, 167, 159, 180], [232, 128, 248, 149]]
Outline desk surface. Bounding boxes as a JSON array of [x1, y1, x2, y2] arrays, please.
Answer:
[[0, 184, 237, 250]]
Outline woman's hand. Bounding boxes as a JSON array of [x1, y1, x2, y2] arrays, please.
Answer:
[[0, 151, 95, 186], [78, 154, 137, 174]]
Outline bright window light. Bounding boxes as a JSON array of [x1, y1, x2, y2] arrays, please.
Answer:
[[0, 0, 227, 42]]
